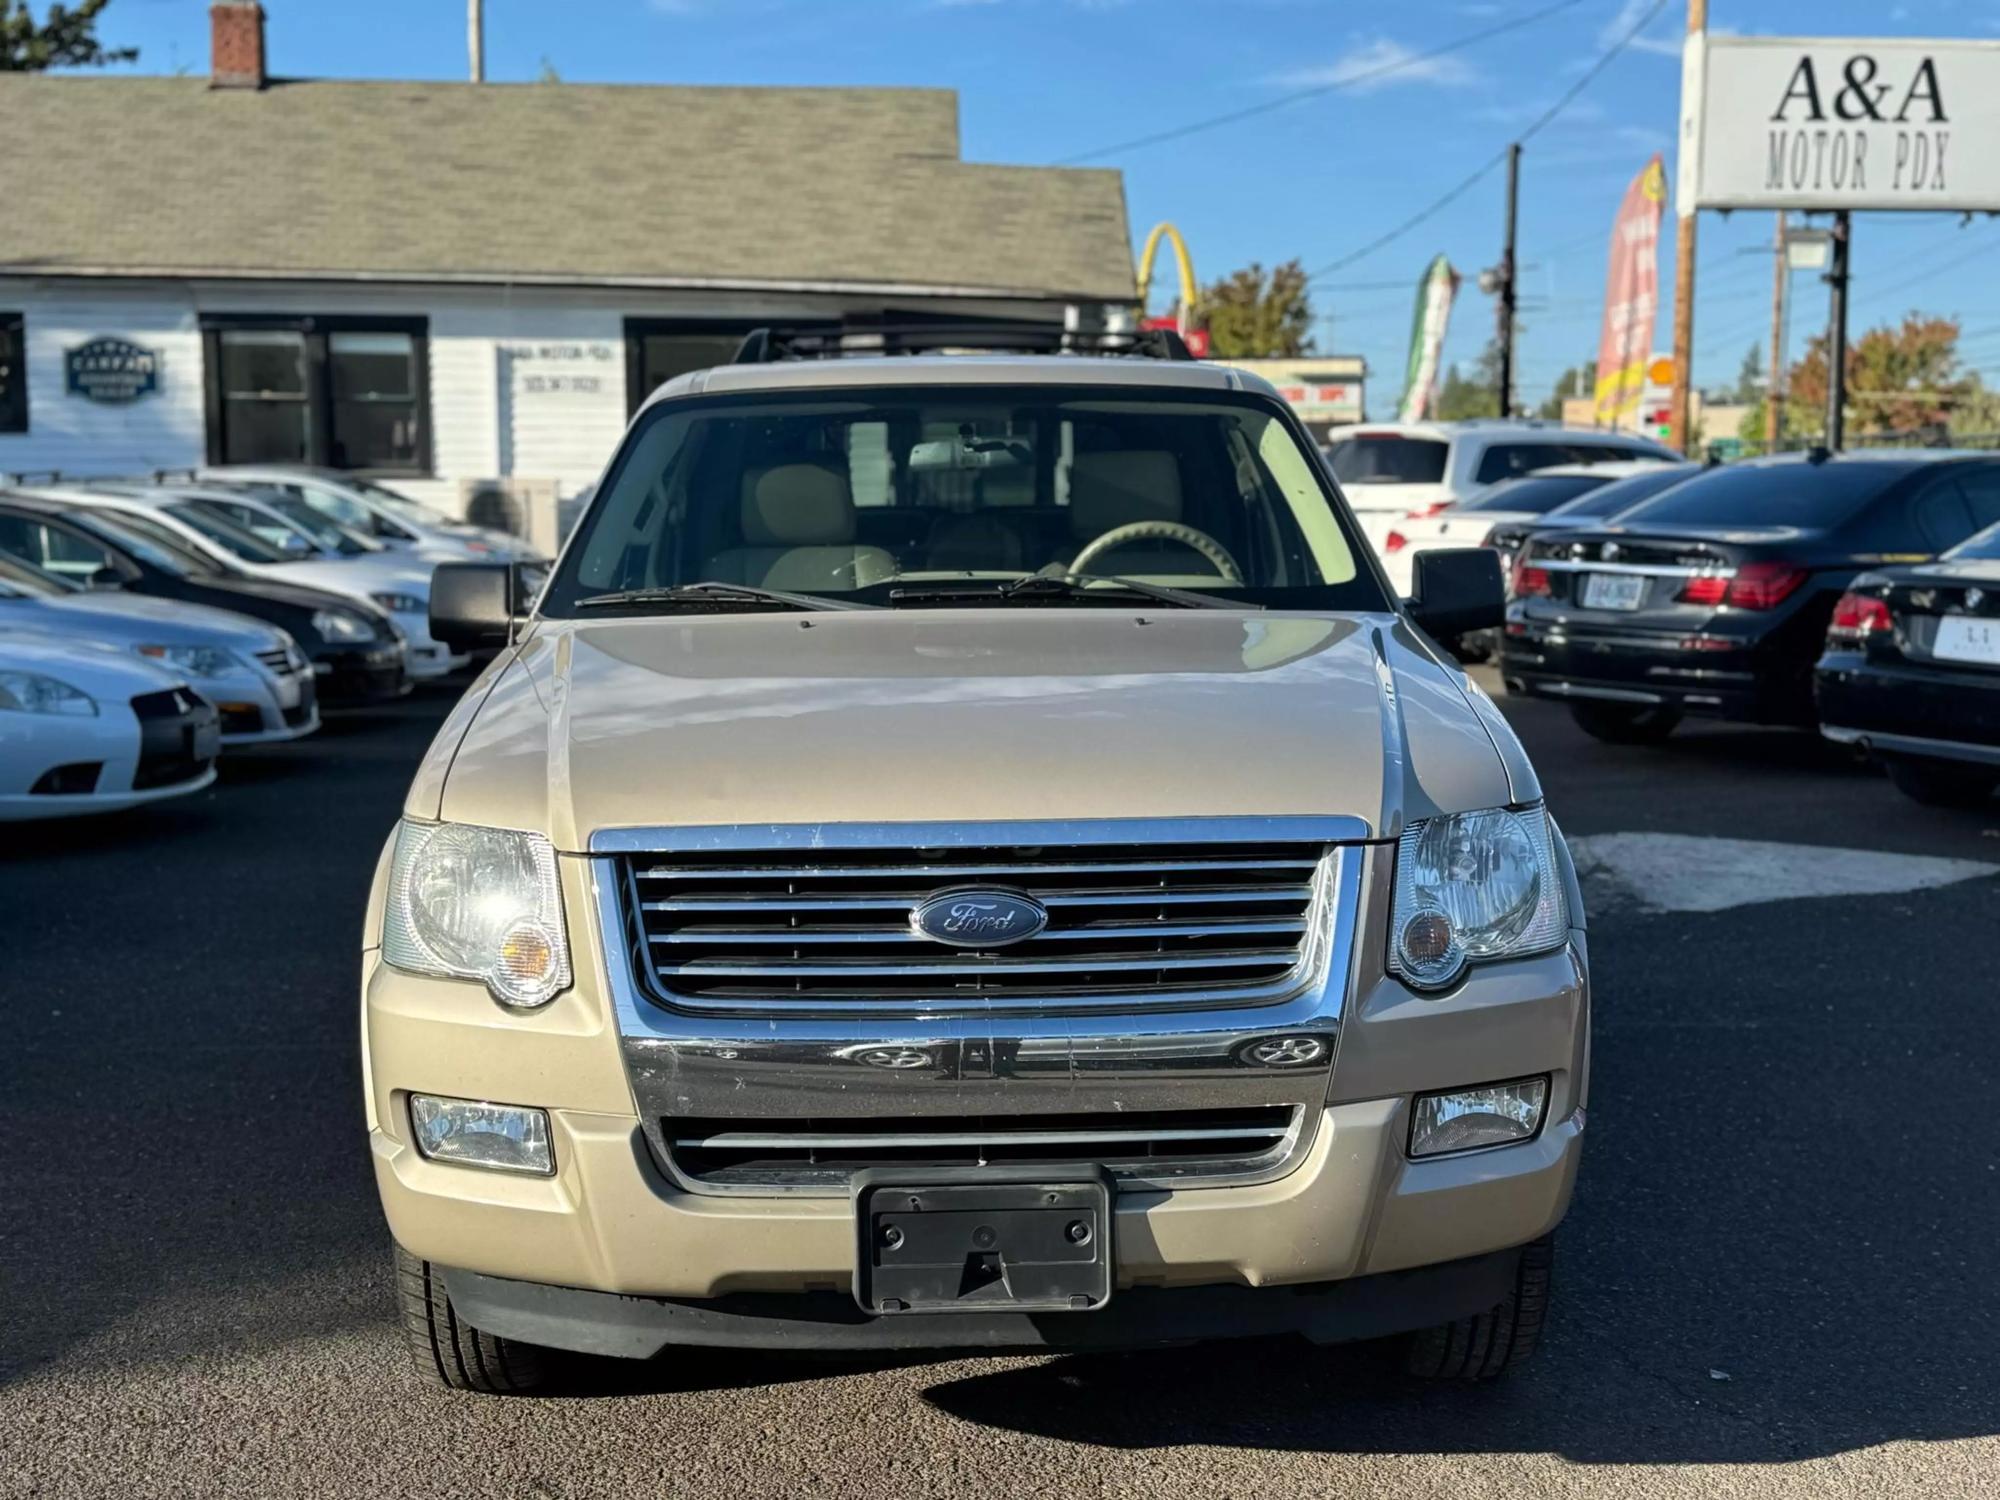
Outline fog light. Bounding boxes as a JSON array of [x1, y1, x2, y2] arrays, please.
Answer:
[[409, 1094, 553, 1175], [1409, 1077, 1548, 1159]]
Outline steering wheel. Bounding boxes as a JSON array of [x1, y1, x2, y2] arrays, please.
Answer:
[[1069, 521, 1244, 584]]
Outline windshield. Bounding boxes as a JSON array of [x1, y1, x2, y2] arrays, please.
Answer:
[[1457, 474, 1608, 515], [1946, 519, 2000, 560], [161, 502, 293, 563], [1324, 434, 1448, 485], [266, 495, 378, 553], [345, 477, 452, 526], [1618, 461, 1911, 530], [1544, 464, 1697, 520], [544, 387, 1382, 614]]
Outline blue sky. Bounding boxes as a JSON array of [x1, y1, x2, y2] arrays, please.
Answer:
[[92, 0, 2000, 413]]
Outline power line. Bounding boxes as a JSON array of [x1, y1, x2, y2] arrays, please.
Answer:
[[1303, 0, 1672, 285], [1055, 0, 1589, 165]]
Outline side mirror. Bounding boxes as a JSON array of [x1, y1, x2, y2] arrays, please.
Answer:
[[88, 566, 126, 591], [429, 562, 517, 650], [1405, 547, 1505, 640]]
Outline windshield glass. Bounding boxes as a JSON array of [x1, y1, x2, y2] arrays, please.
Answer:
[[345, 477, 452, 526], [1945, 519, 2000, 560], [543, 387, 1382, 614], [162, 502, 292, 563], [1544, 464, 1697, 520], [1618, 461, 1911, 529], [1324, 434, 1448, 485], [1457, 474, 1608, 515], [266, 495, 378, 552]]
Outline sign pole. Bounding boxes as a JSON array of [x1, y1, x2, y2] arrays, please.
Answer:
[[468, 0, 485, 82], [1765, 212, 1787, 454], [1668, 0, 1705, 454], [1824, 210, 1851, 450], [1498, 143, 1520, 419]]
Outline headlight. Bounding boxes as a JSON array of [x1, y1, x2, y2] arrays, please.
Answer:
[[1389, 804, 1567, 990], [382, 821, 571, 1007], [311, 608, 375, 643], [136, 644, 241, 679], [370, 591, 426, 615], [0, 671, 99, 716]]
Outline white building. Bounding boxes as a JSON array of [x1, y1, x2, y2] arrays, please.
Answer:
[[0, 3, 1137, 530]]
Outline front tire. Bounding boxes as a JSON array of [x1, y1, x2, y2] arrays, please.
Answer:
[[395, 1243, 550, 1393], [1401, 1236, 1554, 1381], [1882, 753, 1999, 808], [1569, 701, 1681, 745]]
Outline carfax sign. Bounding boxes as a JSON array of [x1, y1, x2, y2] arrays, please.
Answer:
[[1679, 36, 2000, 214], [64, 337, 162, 404]]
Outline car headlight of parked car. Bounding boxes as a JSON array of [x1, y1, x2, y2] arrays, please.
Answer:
[[1389, 805, 1568, 990], [312, 608, 377, 643], [0, 670, 99, 716], [382, 821, 571, 1008], [370, 592, 426, 615], [136, 644, 241, 679]]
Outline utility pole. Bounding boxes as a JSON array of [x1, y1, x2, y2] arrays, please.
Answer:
[[1824, 210, 1851, 450], [1765, 212, 1787, 454], [468, 0, 485, 83], [1668, 0, 1705, 454], [1497, 142, 1521, 419]]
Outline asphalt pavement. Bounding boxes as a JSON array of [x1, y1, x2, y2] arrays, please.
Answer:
[[4, 673, 1997, 1499]]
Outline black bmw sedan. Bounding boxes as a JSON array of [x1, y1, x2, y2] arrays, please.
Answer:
[[1501, 451, 2000, 743], [0, 493, 408, 705], [1816, 518, 2000, 807]]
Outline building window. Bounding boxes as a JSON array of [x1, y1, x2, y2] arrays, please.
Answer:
[[0, 313, 26, 434], [202, 316, 430, 474]]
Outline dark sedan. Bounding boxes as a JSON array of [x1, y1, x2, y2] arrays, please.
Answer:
[[1501, 451, 2000, 743], [0, 493, 408, 705], [1487, 463, 1702, 579], [1816, 519, 2000, 806]]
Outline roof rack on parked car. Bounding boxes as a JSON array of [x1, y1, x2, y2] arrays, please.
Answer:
[[731, 323, 1195, 365], [0, 470, 65, 485]]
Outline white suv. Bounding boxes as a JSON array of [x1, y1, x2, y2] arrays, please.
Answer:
[[1323, 420, 1679, 566]]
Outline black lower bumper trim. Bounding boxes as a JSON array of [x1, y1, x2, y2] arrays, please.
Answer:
[[438, 1249, 1522, 1359]]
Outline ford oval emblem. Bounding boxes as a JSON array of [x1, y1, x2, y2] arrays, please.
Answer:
[[911, 889, 1049, 948]]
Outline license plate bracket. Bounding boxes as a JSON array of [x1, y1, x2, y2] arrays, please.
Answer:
[[853, 1167, 1113, 1316], [1582, 572, 1646, 610]]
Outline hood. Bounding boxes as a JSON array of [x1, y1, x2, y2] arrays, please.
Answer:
[[3, 592, 287, 651], [420, 610, 1527, 853], [0, 630, 189, 696]]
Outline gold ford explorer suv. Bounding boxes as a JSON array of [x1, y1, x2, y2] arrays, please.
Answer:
[[366, 328, 1588, 1393]]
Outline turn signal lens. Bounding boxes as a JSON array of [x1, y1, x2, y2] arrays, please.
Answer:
[[1829, 590, 1892, 641], [1512, 561, 1552, 598], [1678, 574, 1729, 606]]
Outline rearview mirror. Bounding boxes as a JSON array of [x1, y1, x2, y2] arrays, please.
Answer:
[[429, 562, 517, 649], [1405, 548, 1505, 640]]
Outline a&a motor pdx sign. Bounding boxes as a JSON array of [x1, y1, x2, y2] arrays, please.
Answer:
[[65, 337, 162, 404], [1679, 36, 2000, 214]]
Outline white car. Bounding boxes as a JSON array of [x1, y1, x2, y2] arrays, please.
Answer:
[[23, 488, 465, 681], [0, 632, 220, 820], [1322, 420, 1680, 564], [199, 466, 544, 563], [0, 553, 317, 745], [1378, 461, 1683, 596]]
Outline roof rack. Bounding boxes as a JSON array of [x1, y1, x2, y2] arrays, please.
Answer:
[[731, 323, 1195, 365]]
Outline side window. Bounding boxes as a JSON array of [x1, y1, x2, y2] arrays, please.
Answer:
[[1954, 467, 2000, 532], [0, 312, 25, 434], [0, 517, 117, 580], [1910, 479, 1976, 552]]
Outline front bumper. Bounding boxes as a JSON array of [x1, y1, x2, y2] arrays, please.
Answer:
[[364, 842, 1589, 1317], [314, 643, 408, 704]]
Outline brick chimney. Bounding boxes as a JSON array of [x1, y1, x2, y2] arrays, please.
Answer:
[[210, 2, 267, 89]]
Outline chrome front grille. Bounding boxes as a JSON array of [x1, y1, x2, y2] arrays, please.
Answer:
[[618, 834, 1337, 1018], [254, 646, 300, 675], [667, 1106, 1303, 1188]]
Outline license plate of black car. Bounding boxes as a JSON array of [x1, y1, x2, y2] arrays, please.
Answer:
[[853, 1171, 1112, 1315], [1582, 572, 1646, 610]]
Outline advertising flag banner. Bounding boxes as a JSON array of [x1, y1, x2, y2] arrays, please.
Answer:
[[1398, 254, 1460, 423], [1594, 156, 1667, 427]]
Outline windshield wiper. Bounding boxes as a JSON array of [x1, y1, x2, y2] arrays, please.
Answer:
[[574, 581, 877, 613], [889, 571, 1248, 611]]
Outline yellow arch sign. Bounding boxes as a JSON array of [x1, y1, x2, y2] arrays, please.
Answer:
[[1135, 222, 1198, 328]]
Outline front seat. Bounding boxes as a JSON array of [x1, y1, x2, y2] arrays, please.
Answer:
[[1063, 450, 1216, 577], [704, 463, 896, 592]]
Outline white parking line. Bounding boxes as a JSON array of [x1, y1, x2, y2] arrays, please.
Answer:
[[1567, 832, 1999, 915]]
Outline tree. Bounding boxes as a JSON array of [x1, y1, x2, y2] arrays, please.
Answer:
[[1195, 260, 1314, 359], [1435, 348, 1501, 421], [2, 1, 136, 71], [1783, 313, 1971, 441], [1734, 343, 1764, 404], [1537, 361, 1596, 421]]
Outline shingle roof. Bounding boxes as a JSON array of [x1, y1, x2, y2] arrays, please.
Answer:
[[0, 76, 1136, 303]]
